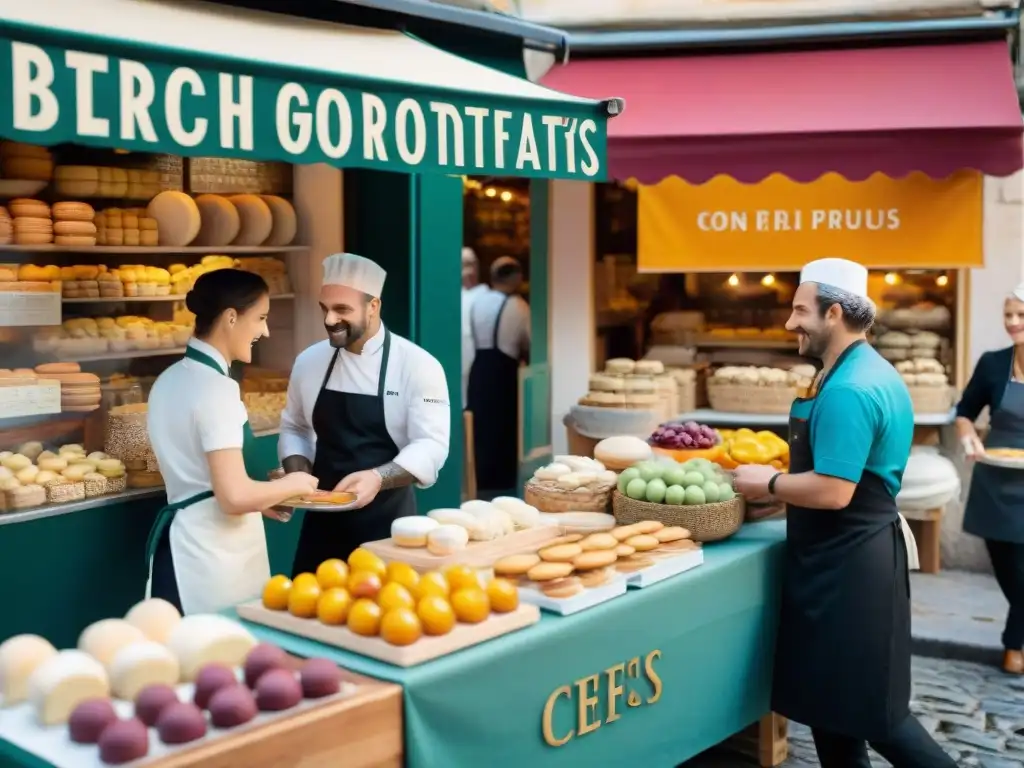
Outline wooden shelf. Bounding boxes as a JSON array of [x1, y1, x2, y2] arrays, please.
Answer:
[[694, 338, 798, 350], [62, 293, 295, 304], [0, 245, 309, 255], [53, 347, 187, 363]]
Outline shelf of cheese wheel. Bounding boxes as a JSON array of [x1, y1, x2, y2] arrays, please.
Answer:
[[0, 443, 126, 512], [33, 317, 192, 360], [0, 598, 402, 767], [361, 498, 563, 569], [237, 550, 539, 667]]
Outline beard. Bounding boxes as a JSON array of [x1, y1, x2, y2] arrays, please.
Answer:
[[795, 325, 830, 359], [326, 318, 366, 349]]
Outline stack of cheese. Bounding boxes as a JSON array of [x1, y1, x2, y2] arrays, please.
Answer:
[[8, 199, 53, 245], [60, 264, 103, 300], [0, 264, 62, 293], [0, 141, 53, 182], [52, 166, 161, 199], [95, 208, 159, 247], [875, 330, 942, 364], [144, 191, 297, 249], [0, 599, 259, 729], [0, 207, 11, 246], [36, 363, 102, 413], [389, 498, 545, 555], [51, 202, 98, 247], [169, 255, 235, 297], [579, 358, 669, 412], [0, 443, 127, 509], [894, 358, 952, 413], [32, 315, 192, 357], [236, 256, 292, 295]]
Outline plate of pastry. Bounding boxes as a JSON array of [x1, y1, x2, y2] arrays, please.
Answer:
[[277, 490, 359, 511], [978, 448, 1024, 470]]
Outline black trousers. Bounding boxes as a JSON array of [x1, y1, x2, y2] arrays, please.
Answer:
[[812, 716, 957, 768], [985, 539, 1024, 650]]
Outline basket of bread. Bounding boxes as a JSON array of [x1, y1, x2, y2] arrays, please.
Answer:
[[706, 365, 816, 415], [523, 455, 619, 513], [612, 456, 744, 542], [894, 358, 953, 414]]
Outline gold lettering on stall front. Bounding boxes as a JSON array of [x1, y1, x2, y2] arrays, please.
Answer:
[[540, 650, 663, 748], [575, 674, 601, 736], [541, 686, 573, 747]]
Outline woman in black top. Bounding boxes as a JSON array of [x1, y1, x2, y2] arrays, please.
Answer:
[[956, 289, 1024, 675]]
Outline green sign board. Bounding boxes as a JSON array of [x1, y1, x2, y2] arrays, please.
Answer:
[[0, 21, 610, 180]]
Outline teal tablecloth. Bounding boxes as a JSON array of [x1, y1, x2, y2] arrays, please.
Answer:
[[237, 520, 787, 768]]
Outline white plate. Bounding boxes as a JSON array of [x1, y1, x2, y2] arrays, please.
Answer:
[[0, 180, 48, 198], [977, 452, 1024, 470], [538, 512, 616, 532]]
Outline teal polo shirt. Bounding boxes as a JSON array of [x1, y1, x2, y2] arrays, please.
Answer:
[[791, 342, 914, 497]]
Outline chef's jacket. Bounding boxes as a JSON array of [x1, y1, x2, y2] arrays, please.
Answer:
[[469, 288, 530, 360], [278, 325, 450, 487], [461, 284, 487, 406], [148, 338, 248, 503]]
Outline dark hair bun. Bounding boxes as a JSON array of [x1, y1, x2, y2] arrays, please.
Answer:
[[185, 269, 269, 338]]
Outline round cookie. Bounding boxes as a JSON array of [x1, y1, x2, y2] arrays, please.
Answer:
[[540, 576, 582, 599], [659, 539, 700, 553], [615, 544, 636, 558], [624, 534, 660, 552], [633, 520, 665, 535], [544, 534, 583, 547], [579, 533, 617, 551], [538, 543, 583, 563], [572, 550, 618, 571], [654, 526, 691, 543], [526, 562, 574, 582], [616, 556, 655, 573], [493, 554, 540, 578], [611, 526, 640, 541], [578, 568, 613, 588]]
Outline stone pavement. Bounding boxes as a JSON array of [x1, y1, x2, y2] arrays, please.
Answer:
[[911, 570, 1009, 665], [683, 657, 1024, 767]]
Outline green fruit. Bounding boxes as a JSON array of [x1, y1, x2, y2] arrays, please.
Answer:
[[665, 484, 686, 505], [682, 471, 705, 488], [645, 478, 667, 504], [718, 483, 736, 501], [702, 481, 721, 503], [626, 478, 649, 500], [662, 467, 687, 487], [636, 462, 663, 482], [683, 486, 706, 505], [698, 466, 719, 482], [682, 460, 702, 472], [618, 467, 640, 493]]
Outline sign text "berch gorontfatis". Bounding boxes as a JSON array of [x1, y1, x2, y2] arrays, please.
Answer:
[[5, 41, 604, 179]]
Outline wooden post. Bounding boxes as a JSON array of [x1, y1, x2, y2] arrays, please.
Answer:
[[905, 508, 943, 574], [759, 713, 789, 768]]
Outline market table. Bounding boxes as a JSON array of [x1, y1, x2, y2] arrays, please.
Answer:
[[235, 520, 787, 768]]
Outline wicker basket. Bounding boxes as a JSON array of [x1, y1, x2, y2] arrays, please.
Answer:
[[612, 490, 745, 542], [706, 381, 797, 415], [908, 385, 952, 414], [525, 479, 612, 513]]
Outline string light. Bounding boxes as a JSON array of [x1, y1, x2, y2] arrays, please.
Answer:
[[936, 274, 949, 287], [484, 188, 497, 198], [884, 272, 900, 286], [500, 190, 513, 202], [761, 274, 775, 287], [727, 274, 740, 287]]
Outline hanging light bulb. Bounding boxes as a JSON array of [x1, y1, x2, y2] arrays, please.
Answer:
[[484, 188, 497, 198], [884, 272, 899, 286], [761, 274, 776, 287], [727, 274, 740, 287], [500, 190, 513, 203], [936, 274, 949, 287]]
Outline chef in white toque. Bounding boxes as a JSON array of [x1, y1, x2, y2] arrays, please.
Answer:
[[278, 253, 450, 574], [734, 258, 949, 768]]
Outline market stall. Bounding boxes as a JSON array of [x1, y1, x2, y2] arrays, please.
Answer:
[[0, 0, 617, 650]]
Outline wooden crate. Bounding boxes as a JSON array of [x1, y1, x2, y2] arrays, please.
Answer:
[[722, 713, 788, 768]]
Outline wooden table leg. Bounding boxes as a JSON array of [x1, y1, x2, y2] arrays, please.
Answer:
[[906, 509, 942, 574], [758, 713, 788, 768]]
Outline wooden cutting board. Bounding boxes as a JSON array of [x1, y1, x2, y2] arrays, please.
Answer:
[[361, 525, 563, 570], [237, 601, 540, 667]]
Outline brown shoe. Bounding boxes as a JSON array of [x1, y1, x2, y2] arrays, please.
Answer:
[[1003, 650, 1024, 674]]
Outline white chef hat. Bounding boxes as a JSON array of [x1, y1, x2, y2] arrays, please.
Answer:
[[1010, 283, 1024, 302], [322, 253, 387, 297], [799, 258, 869, 299]]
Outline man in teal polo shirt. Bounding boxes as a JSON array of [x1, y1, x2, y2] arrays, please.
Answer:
[[734, 258, 955, 768]]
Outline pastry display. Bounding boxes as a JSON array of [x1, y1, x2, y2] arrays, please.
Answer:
[[524, 455, 618, 513], [875, 329, 943, 363], [0, 444, 126, 512], [33, 315, 191, 357], [34, 362, 102, 412]]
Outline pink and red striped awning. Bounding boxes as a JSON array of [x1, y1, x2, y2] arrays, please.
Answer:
[[542, 40, 1024, 184]]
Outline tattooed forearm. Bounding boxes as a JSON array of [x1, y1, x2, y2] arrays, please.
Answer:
[[375, 462, 416, 490]]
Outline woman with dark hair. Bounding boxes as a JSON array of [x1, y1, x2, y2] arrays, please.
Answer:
[[145, 269, 318, 615]]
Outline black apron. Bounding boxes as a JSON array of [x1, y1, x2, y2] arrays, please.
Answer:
[[291, 329, 416, 576], [467, 295, 520, 494], [963, 356, 1024, 544], [772, 340, 911, 741]]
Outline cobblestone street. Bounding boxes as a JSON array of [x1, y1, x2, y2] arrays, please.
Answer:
[[686, 657, 1024, 767]]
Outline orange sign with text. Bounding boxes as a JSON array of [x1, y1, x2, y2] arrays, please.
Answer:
[[636, 171, 983, 273]]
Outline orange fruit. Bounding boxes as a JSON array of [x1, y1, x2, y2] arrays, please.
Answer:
[[485, 578, 520, 613], [262, 575, 292, 611], [386, 562, 420, 592], [347, 599, 382, 637], [288, 581, 322, 619], [292, 572, 319, 591], [415, 571, 450, 600], [347, 570, 383, 600], [348, 548, 387, 578], [416, 595, 456, 636], [316, 559, 349, 590], [317, 587, 353, 625], [378, 582, 415, 613], [380, 607, 423, 646], [451, 587, 490, 624], [444, 565, 480, 592]]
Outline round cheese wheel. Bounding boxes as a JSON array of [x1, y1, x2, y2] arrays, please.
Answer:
[[28, 650, 109, 726], [125, 598, 181, 644], [0, 634, 57, 705], [78, 619, 146, 669], [390, 516, 440, 547], [192, 195, 240, 247], [110, 641, 180, 700], [227, 195, 272, 246], [594, 435, 653, 467], [146, 192, 201, 247], [260, 195, 297, 247], [426, 524, 469, 556], [168, 615, 256, 681]]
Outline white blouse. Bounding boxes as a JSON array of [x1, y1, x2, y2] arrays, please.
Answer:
[[147, 339, 248, 504]]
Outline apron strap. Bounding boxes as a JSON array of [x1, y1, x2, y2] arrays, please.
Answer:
[[320, 347, 341, 392], [491, 296, 510, 349], [183, 344, 229, 376], [144, 489, 216, 566], [377, 329, 392, 400]]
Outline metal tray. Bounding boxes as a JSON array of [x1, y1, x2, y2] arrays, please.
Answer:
[[977, 452, 1024, 470]]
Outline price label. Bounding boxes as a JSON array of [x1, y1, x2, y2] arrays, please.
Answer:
[[0, 382, 61, 419], [0, 292, 61, 326]]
